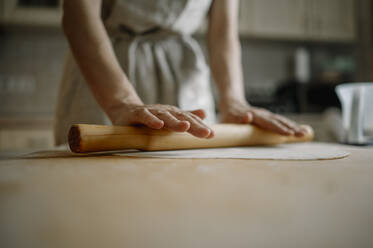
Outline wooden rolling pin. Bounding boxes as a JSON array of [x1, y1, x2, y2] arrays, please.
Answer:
[[68, 124, 314, 153]]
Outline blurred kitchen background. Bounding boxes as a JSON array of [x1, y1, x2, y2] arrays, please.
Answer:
[[0, 0, 372, 152]]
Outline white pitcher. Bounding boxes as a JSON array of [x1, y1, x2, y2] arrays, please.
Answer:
[[336, 83, 373, 145]]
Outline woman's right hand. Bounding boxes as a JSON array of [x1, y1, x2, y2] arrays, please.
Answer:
[[107, 103, 214, 139]]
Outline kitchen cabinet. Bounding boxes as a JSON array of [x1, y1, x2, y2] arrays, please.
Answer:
[[239, 0, 356, 42], [0, 0, 62, 27], [239, 0, 307, 39], [309, 0, 356, 41]]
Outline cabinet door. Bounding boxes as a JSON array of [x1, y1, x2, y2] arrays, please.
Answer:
[[311, 0, 356, 41], [239, 0, 307, 39], [238, 0, 255, 35], [0, 0, 62, 27]]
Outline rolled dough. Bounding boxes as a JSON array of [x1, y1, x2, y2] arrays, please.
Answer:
[[117, 142, 349, 160]]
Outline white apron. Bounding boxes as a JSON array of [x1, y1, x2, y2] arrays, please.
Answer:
[[54, 0, 216, 145]]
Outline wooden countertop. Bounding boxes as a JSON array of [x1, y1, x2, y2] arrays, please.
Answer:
[[1, 144, 373, 248]]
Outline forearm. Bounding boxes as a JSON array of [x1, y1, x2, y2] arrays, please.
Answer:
[[207, 0, 246, 110], [62, 0, 142, 113], [208, 34, 245, 107]]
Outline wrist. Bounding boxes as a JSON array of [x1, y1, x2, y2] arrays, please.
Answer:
[[107, 95, 143, 111], [105, 101, 141, 125], [103, 93, 143, 121], [219, 93, 247, 111], [104, 83, 143, 107]]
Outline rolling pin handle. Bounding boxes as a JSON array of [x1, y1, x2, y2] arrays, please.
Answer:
[[68, 125, 82, 153]]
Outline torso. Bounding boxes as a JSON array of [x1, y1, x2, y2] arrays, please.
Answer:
[[54, 0, 216, 145]]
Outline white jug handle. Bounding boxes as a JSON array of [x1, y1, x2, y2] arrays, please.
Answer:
[[348, 87, 365, 144]]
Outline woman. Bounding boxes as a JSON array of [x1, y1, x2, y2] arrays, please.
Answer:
[[55, 0, 305, 145]]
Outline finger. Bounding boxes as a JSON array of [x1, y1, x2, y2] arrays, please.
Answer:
[[189, 109, 206, 120], [151, 110, 190, 132], [274, 115, 304, 137], [182, 113, 213, 138], [221, 111, 251, 124], [299, 126, 310, 136], [172, 111, 212, 138], [207, 128, 215, 138], [131, 108, 164, 129], [188, 112, 215, 138], [243, 112, 253, 123], [253, 115, 294, 136]]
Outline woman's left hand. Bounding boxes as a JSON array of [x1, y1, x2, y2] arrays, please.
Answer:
[[219, 100, 307, 137]]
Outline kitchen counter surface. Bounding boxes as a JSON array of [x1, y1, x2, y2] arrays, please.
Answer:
[[1, 143, 373, 248]]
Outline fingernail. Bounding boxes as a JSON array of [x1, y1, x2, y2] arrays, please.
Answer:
[[204, 128, 211, 138], [207, 129, 215, 138], [199, 128, 212, 138], [179, 121, 190, 130], [157, 121, 165, 128]]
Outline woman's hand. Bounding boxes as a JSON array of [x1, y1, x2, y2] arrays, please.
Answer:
[[207, 0, 305, 137], [108, 103, 214, 139], [220, 99, 306, 137]]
